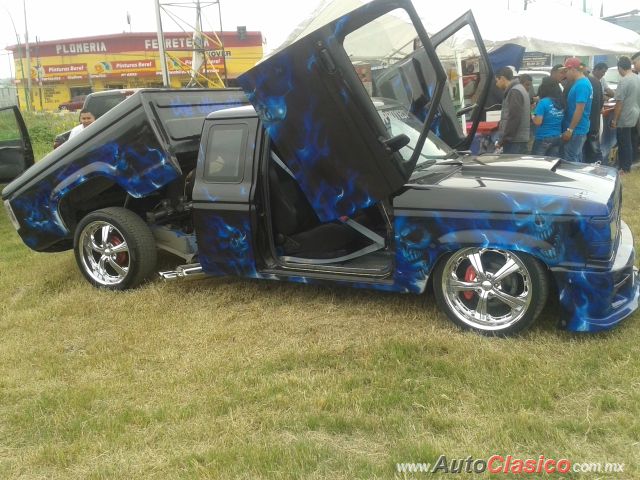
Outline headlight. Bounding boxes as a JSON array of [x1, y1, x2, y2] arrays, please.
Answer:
[[3, 200, 20, 231], [611, 216, 619, 243]]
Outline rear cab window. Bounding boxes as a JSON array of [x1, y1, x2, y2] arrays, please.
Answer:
[[204, 123, 248, 183]]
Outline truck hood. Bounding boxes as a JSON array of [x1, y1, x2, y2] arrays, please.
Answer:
[[399, 155, 618, 217]]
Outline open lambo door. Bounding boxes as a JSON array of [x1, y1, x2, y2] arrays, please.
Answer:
[[238, 0, 447, 222], [0, 106, 34, 183], [376, 10, 493, 151], [430, 11, 493, 150]]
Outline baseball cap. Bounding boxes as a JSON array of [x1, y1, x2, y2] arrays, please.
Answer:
[[563, 57, 581, 70]]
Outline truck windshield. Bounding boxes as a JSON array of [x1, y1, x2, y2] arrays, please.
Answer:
[[375, 100, 456, 169]]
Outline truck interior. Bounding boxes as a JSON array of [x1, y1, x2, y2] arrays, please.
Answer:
[[262, 145, 394, 278]]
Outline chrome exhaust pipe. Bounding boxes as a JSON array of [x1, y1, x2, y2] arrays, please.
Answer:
[[159, 263, 204, 280]]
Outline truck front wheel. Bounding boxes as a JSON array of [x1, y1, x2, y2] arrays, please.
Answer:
[[73, 207, 157, 290], [433, 247, 548, 336]]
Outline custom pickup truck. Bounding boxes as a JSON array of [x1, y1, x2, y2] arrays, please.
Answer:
[[2, 0, 638, 335]]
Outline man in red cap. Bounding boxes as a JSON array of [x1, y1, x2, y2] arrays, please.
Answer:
[[561, 57, 593, 162]]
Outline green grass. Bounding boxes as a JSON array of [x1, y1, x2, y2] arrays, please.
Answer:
[[1, 113, 639, 478], [21, 111, 77, 160]]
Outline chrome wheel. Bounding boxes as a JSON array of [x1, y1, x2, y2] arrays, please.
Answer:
[[440, 248, 533, 332], [78, 220, 130, 286]]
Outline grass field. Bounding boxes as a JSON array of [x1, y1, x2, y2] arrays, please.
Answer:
[[1, 114, 639, 479]]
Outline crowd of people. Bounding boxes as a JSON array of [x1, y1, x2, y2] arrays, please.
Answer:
[[495, 52, 640, 173]]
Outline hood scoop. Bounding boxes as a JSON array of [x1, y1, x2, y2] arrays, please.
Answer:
[[459, 156, 564, 181]]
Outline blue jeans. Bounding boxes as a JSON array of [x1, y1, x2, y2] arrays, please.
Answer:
[[583, 131, 603, 163], [562, 134, 587, 162], [503, 142, 529, 155], [617, 127, 634, 172], [532, 136, 561, 157]]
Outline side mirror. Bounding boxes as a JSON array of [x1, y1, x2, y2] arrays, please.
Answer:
[[381, 134, 410, 153]]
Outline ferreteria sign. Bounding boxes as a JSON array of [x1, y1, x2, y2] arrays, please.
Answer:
[[12, 32, 262, 59], [144, 37, 213, 50]]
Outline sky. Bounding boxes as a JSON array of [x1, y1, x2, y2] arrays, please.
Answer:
[[0, 0, 638, 79]]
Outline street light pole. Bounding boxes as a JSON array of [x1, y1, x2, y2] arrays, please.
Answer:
[[217, 0, 228, 84], [3, 7, 28, 109], [23, 0, 32, 111], [155, 0, 171, 87]]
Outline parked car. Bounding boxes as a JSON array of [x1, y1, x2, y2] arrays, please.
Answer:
[[58, 95, 87, 111], [2, 0, 638, 336], [604, 66, 621, 92], [53, 89, 138, 148], [517, 69, 550, 97]]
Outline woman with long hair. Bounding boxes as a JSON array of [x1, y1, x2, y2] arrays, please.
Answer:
[[531, 77, 565, 157]]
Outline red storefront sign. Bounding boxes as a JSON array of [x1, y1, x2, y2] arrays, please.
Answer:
[[43, 63, 87, 75], [10, 32, 262, 58]]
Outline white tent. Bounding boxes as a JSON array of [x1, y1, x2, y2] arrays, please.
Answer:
[[277, 0, 640, 57], [419, 2, 640, 56]]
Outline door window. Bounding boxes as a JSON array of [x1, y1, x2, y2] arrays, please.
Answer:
[[0, 108, 21, 145], [204, 124, 247, 183]]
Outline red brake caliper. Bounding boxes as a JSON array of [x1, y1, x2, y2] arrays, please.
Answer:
[[109, 235, 128, 266], [463, 265, 476, 300]]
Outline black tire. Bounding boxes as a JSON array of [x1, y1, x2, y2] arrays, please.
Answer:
[[73, 207, 157, 290], [433, 247, 549, 336]]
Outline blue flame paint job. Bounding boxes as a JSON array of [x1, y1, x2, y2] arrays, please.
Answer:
[[194, 211, 258, 278], [237, 5, 411, 223], [556, 266, 639, 332], [193, 186, 636, 333], [5, 89, 249, 252], [10, 117, 178, 250]]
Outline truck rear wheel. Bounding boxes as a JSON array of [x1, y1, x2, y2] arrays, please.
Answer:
[[74, 207, 157, 290]]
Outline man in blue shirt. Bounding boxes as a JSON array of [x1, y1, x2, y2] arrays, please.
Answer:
[[561, 58, 593, 162]]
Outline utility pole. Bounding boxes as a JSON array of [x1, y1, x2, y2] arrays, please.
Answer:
[[216, 0, 228, 84], [198, 0, 207, 83], [36, 36, 43, 111], [3, 7, 28, 109], [154, 0, 171, 87], [23, 0, 32, 111]]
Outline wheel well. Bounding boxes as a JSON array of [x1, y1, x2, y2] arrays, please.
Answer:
[[427, 247, 553, 294], [59, 178, 128, 233]]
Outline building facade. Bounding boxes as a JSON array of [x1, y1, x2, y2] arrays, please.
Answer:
[[8, 30, 263, 111]]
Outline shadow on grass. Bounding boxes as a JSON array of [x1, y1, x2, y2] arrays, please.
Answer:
[[154, 250, 604, 341]]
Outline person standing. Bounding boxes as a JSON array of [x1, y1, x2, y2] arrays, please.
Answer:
[[610, 56, 640, 173], [68, 109, 96, 139], [584, 65, 604, 163], [631, 52, 640, 161], [494, 67, 530, 154], [592, 62, 615, 100], [561, 58, 593, 163], [633, 52, 640, 73], [519, 73, 535, 104], [545, 64, 565, 100], [531, 77, 564, 157]]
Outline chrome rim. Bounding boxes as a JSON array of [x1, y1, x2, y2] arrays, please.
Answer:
[[441, 248, 532, 331], [79, 221, 130, 286]]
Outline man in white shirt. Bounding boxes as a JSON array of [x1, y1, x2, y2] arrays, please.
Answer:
[[68, 109, 96, 139]]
